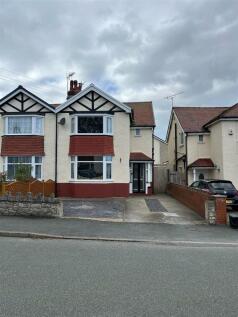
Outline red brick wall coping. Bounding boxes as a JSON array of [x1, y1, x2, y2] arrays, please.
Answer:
[[1, 136, 44, 156], [166, 183, 227, 224], [69, 135, 114, 156]]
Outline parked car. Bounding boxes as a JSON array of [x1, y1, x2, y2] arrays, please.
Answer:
[[190, 179, 238, 211]]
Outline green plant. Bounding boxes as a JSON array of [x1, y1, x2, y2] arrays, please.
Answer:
[[15, 165, 32, 182]]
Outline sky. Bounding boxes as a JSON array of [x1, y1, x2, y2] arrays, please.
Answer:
[[0, 0, 238, 139]]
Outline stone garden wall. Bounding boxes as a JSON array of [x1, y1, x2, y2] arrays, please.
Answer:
[[0, 192, 63, 218]]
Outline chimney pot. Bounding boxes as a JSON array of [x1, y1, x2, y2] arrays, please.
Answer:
[[67, 79, 82, 99]]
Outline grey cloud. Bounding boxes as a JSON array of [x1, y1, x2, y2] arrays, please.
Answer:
[[0, 0, 237, 138]]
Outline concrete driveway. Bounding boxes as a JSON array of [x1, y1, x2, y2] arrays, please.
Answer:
[[63, 194, 205, 225]]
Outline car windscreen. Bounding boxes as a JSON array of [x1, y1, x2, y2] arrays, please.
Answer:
[[209, 182, 235, 191]]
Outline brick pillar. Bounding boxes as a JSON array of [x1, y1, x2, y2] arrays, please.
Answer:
[[214, 195, 227, 225]]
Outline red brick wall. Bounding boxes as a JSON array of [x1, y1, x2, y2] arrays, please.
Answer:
[[166, 183, 227, 224], [57, 183, 129, 198], [69, 135, 114, 156]]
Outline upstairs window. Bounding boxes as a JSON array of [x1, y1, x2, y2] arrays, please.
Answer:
[[180, 132, 184, 145], [135, 128, 141, 137], [198, 135, 204, 143], [71, 115, 113, 135], [4, 116, 43, 135]]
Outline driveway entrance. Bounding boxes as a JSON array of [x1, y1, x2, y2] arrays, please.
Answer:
[[62, 194, 205, 224]]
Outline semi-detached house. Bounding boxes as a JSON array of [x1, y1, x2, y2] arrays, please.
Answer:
[[0, 80, 156, 197], [167, 104, 238, 188]]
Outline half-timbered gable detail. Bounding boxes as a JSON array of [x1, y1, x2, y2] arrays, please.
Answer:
[[56, 84, 131, 114], [0, 85, 55, 114]]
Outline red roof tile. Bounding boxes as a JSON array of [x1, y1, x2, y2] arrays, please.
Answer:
[[130, 152, 153, 161], [1, 136, 44, 156], [188, 158, 215, 168], [173, 107, 227, 132], [125, 102, 155, 127], [69, 135, 114, 156]]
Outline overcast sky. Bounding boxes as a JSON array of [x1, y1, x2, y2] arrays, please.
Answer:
[[0, 0, 238, 139]]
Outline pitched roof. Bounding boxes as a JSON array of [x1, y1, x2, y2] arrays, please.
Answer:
[[130, 152, 153, 161], [125, 101, 155, 127], [173, 107, 227, 133], [204, 103, 238, 127], [188, 158, 215, 168]]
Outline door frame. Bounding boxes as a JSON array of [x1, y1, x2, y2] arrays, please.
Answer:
[[132, 162, 145, 193]]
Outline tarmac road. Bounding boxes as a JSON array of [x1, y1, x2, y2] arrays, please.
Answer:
[[0, 237, 238, 317]]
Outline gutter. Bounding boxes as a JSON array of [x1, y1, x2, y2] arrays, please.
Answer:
[[55, 113, 58, 197]]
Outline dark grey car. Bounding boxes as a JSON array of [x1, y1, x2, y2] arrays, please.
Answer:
[[190, 179, 238, 211]]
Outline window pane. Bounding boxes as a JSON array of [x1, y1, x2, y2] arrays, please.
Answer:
[[35, 117, 43, 134], [77, 162, 103, 179], [71, 162, 75, 179], [105, 156, 112, 162], [8, 117, 32, 134], [78, 116, 103, 133], [35, 165, 41, 179], [71, 117, 75, 133], [7, 165, 15, 180], [77, 156, 103, 162], [106, 117, 112, 134], [35, 156, 42, 163], [106, 163, 111, 179]]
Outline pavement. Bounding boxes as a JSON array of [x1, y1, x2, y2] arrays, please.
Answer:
[[1, 238, 238, 317], [0, 216, 237, 245], [63, 194, 205, 225]]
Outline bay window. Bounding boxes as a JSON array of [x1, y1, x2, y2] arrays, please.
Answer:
[[71, 156, 112, 181], [3, 156, 43, 180], [4, 116, 43, 135], [70, 115, 113, 135]]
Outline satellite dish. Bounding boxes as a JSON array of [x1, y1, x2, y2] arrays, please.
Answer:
[[58, 118, 66, 125]]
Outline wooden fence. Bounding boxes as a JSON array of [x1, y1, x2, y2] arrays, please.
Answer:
[[0, 179, 55, 197]]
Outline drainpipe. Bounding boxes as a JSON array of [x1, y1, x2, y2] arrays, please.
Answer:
[[174, 123, 178, 171], [185, 132, 188, 185], [152, 127, 155, 194], [55, 113, 58, 197]]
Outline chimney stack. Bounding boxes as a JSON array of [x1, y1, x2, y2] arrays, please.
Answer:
[[67, 80, 82, 99]]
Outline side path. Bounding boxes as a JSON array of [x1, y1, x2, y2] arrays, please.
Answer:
[[0, 217, 237, 244]]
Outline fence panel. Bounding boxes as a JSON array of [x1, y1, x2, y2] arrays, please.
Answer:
[[2, 180, 55, 197]]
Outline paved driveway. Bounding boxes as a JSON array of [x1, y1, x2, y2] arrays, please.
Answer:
[[63, 194, 205, 225], [63, 198, 125, 220]]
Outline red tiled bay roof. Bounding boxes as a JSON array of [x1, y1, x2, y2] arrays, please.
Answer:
[[1, 136, 44, 156], [173, 107, 227, 132], [69, 135, 114, 156], [125, 101, 155, 127], [188, 158, 215, 168], [130, 152, 153, 161]]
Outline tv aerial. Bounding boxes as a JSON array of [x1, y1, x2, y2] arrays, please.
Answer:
[[165, 91, 184, 107]]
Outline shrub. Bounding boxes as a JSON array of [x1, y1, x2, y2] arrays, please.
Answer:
[[15, 165, 32, 182]]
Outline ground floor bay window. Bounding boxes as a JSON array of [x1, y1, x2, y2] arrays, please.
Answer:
[[3, 156, 42, 180], [70, 156, 112, 181]]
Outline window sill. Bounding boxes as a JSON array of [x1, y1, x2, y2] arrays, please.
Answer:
[[4, 134, 44, 136], [69, 180, 113, 183], [70, 133, 113, 136]]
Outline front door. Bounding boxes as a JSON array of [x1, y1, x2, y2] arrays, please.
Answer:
[[133, 163, 145, 193]]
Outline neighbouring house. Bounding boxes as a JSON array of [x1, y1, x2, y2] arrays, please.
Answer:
[[166, 105, 238, 187], [0, 81, 157, 197], [154, 136, 168, 166]]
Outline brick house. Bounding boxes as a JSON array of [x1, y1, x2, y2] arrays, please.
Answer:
[[166, 104, 238, 187], [0, 81, 157, 197]]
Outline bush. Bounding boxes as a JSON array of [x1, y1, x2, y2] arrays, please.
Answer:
[[15, 165, 32, 182]]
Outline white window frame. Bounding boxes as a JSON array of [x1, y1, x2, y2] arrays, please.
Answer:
[[3, 156, 43, 180], [4, 115, 44, 135], [70, 155, 112, 182], [70, 114, 113, 136]]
